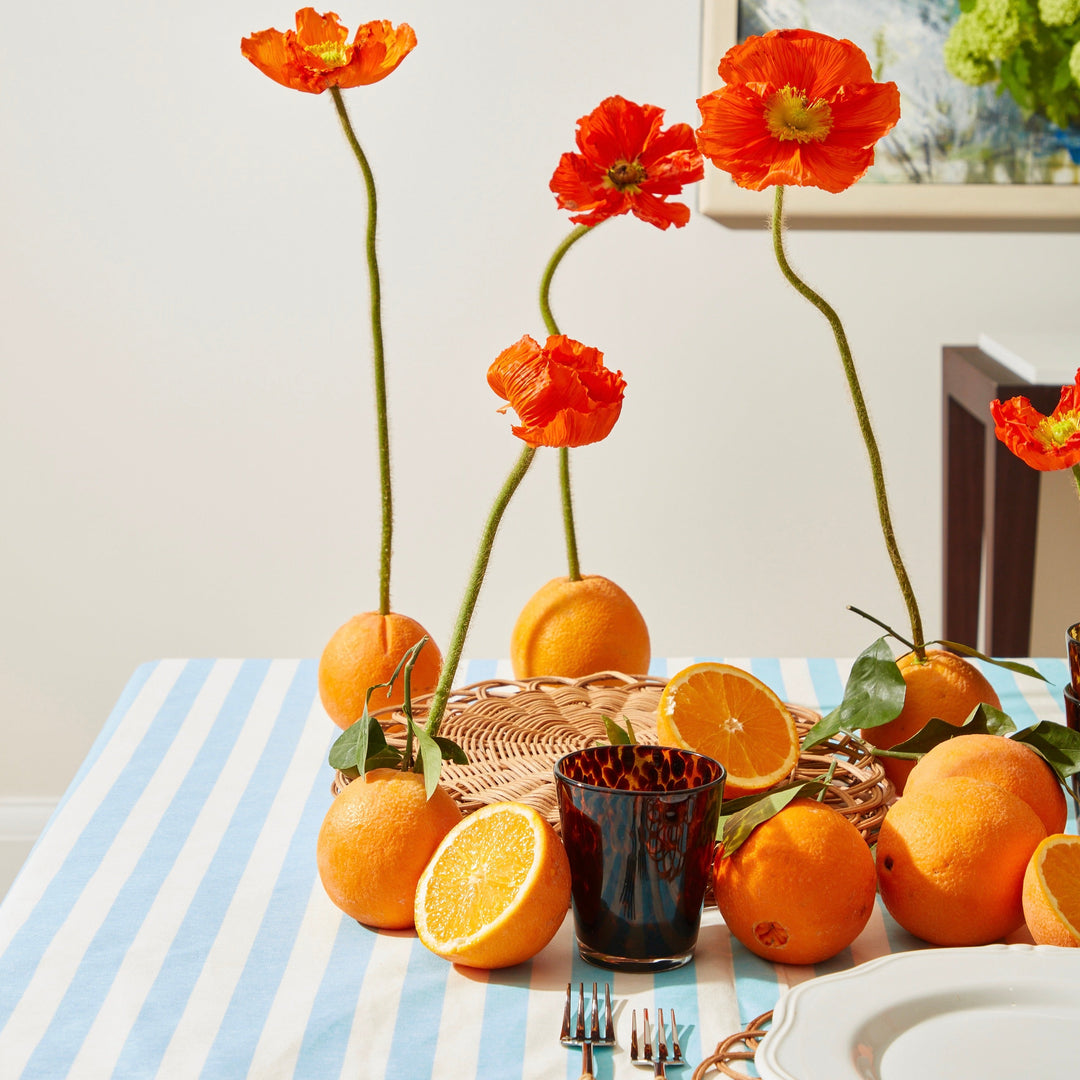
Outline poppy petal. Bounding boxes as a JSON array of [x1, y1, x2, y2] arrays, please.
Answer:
[[991, 371, 1080, 471], [335, 20, 417, 87], [700, 30, 898, 193], [488, 335, 625, 448], [551, 95, 703, 229], [241, 28, 324, 93]]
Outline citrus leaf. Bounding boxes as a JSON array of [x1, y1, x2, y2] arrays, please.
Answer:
[[362, 745, 403, 771], [802, 637, 905, 750], [932, 640, 1049, 683], [411, 717, 445, 800], [433, 736, 469, 765], [716, 779, 828, 857], [876, 703, 1017, 759], [602, 715, 637, 745], [1011, 721, 1080, 784]]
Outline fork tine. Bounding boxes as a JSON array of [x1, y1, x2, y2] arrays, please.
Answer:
[[643, 1008, 653, 1061], [561, 983, 572, 1042], [630, 1009, 639, 1060], [670, 1008, 682, 1063], [657, 1009, 668, 1062], [590, 982, 600, 1042], [575, 983, 586, 1042], [603, 983, 614, 1043]]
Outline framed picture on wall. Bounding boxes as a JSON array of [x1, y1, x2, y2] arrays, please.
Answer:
[[699, 0, 1080, 230]]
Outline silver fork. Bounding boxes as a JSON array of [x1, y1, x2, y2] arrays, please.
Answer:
[[560, 981, 615, 1080], [631, 1007, 685, 1077]]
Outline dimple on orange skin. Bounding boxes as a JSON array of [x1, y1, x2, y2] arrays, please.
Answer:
[[875, 775, 1046, 947], [712, 799, 876, 965]]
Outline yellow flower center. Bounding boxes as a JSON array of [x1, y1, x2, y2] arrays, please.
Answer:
[[304, 40, 349, 68], [605, 160, 648, 192], [764, 86, 834, 143], [1038, 413, 1080, 446]]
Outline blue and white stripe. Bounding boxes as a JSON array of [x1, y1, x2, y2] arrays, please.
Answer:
[[0, 656, 1073, 1078]]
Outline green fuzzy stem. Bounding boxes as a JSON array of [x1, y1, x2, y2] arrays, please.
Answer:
[[1073, 464, 1080, 506], [424, 445, 537, 738], [331, 86, 393, 616], [540, 224, 591, 582], [771, 186, 926, 659], [559, 447, 581, 581]]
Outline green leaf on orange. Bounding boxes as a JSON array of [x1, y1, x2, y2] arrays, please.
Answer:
[[602, 714, 637, 745], [801, 637, 906, 751], [932, 639, 1048, 683], [871, 703, 1017, 760], [716, 779, 828, 857], [1011, 721, 1080, 785]]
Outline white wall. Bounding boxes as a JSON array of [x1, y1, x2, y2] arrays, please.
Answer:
[[1, 1, 1076, 798]]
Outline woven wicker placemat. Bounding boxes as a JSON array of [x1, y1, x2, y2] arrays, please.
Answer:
[[692, 1012, 773, 1080], [331, 671, 893, 843]]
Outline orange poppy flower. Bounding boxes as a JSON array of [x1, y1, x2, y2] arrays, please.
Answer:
[[241, 9, 416, 94], [488, 335, 626, 448], [549, 96, 704, 229], [695, 29, 900, 194], [991, 370, 1080, 471]]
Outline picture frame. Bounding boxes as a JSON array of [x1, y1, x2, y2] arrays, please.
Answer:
[[698, 0, 1080, 230]]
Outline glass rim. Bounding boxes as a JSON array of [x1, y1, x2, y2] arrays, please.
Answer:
[[553, 743, 725, 794], [1068, 623, 1080, 644]]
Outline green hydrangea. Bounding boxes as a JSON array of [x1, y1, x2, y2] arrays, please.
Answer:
[[1071, 40, 1080, 86], [974, 0, 1025, 59], [1038, 0, 1080, 28], [944, 15, 1000, 84]]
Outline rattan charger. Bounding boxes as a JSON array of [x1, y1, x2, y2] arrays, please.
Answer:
[[330, 671, 894, 844]]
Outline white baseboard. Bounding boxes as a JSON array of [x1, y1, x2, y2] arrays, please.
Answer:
[[0, 797, 58, 842]]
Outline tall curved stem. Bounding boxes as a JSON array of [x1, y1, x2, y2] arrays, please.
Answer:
[[331, 86, 392, 615], [539, 224, 592, 581], [771, 186, 925, 657], [424, 446, 537, 737]]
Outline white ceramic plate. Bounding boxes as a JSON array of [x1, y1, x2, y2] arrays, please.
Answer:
[[757, 944, 1080, 1080]]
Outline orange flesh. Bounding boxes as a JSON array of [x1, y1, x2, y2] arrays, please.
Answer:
[[661, 665, 798, 791], [421, 810, 535, 942], [1038, 835, 1080, 938]]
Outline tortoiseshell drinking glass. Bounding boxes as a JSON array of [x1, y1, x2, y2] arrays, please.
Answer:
[[554, 744, 724, 971]]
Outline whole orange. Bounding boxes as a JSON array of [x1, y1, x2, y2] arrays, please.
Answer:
[[860, 648, 1001, 794], [876, 775, 1046, 946], [318, 611, 442, 729], [712, 798, 877, 965], [1022, 833, 1080, 948], [510, 575, 650, 679], [316, 769, 462, 929], [905, 733, 1066, 835]]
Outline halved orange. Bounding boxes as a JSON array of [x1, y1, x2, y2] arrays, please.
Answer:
[[413, 802, 571, 969], [656, 662, 799, 798], [1022, 833, 1080, 947]]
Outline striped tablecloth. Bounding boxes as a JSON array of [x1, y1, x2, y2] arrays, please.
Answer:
[[0, 656, 1074, 1079]]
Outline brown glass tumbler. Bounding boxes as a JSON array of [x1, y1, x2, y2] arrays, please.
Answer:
[[554, 744, 724, 972]]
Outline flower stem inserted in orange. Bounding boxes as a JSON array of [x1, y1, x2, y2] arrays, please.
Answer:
[[424, 335, 626, 735], [694, 29, 924, 654], [242, 10, 417, 616], [543, 95, 702, 579]]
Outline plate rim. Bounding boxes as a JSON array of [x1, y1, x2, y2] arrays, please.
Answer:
[[757, 943, 1080, 1080]]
